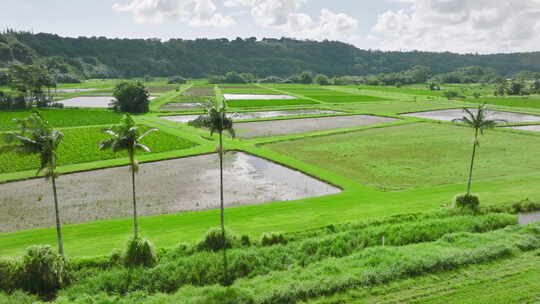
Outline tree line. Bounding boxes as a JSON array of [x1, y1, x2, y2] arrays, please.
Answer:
[[3, 30, 540, 79]]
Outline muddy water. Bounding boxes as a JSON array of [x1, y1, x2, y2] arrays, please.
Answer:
[[224, 94, 297, 100], [235, 115, 398, 138], [507, 125, 540, 133], [0, 152, 340, 233], [519, 211, 540, 226], [59, 96, 156, 108], [402, 108, 540, 124], [161, 109, 341, 123], [161, 103, 206, 111]]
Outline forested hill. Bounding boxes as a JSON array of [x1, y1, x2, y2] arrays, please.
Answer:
[[2, 30, 540, 79]]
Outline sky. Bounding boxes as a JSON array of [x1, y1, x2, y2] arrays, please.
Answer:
[[3, 0, 540, 54]]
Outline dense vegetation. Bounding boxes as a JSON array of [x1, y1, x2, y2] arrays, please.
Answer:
[[3, 30, 540, 79]]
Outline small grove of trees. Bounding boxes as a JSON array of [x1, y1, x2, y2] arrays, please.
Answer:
[[6, 64, 57, 107], [208, 72, 256, 84], [493, 79, 538, 96], [452, 105, 502, 211], [167, 75, 187, 84], [110, 81, 150, 113]]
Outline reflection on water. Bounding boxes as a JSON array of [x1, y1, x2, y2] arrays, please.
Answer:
[[402, 108, 540, 124], [519, 211, 540, 226], [162, 109, 341, 123]]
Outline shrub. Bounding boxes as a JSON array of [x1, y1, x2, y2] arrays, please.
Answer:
[[315, 74, 330, 85], [197, 227, 236, 252], [259, 76, 283, 83], [240, 235, 251, 247], [168, 76, 187, 84], [260, 232, 287, 246], [124, 237, 157, 268], [19, 245, 71, 297], [0, 259, 19, 293], [111, 81, 150, 113], [55, 73, 82, 84], [454, 193, 480, 211]]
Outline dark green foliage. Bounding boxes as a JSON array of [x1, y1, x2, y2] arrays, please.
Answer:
[[54, 73, 82, 84], [432, 66, 500, 84], [314, 74, 330, 85], [259, 76, 283, 83], [375, 65, 432, 86], [0, 260, 19, 293], [197, 227, 236, 252], [167, 76, 187, 84], [454, 194, 480, 211], [111, 81, 149, 113], [19, 246, 71, 297], [260, 232, 287, 246], [442, 90, 463, 99], [0, 91, 29, 110], [240, 235, 251, 247], [298, 71, 313, 84], [124, 237, 157, 268]]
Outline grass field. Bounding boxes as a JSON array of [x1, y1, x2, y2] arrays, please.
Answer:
[[266, 123, 540, 190], [226, 98, 319, 107], [357, 85, 444, 96], [0, 109, 123, 131], [305, 94, 388, 103], [308, 250, 540, 304], [0, 125, 197, 174]]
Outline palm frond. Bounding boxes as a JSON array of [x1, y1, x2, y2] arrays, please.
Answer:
[[137, 128, 158, 141], [135, 143, 151, 153]]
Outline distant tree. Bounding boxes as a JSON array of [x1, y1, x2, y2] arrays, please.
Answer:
[[494, 81, 507, 96], [197, 103, 235, 285], [507, 81, 527, 96], [452, 105, 502, 196], [1, 112, 65, 255], [315, 74, 330, 85], [168, 75, 187, 84], [443, 90, 460, 100], [0, 70, 9, 86], [99, 114, 158, 237], [144, 75, 153, 82], [239, 73, 256, 83], [298, 71, 313, 84], [427, 81, 440, 91], [111, 81, 150, 113], [530, 78, 540, 94], [259, 76, 283, 83], [223, 72, 247, 84]]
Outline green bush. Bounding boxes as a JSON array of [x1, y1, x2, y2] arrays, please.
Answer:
[[197, 227, 236, 252], [454, 193, 480, 211], [111, 81, 150, 113], [19, 246, 71, 297], [240, 235, 251, 247], [0, 259, 19, 293], [125, 237, 157, 268], [260, 232, 287, 246], [168, 76, 187, 84]]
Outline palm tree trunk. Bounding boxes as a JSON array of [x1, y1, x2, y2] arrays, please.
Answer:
[[466, 128, 479, 195], [219, 129, 229, 284], [51, 167, 64, 256], [130, 153, 139, 237]]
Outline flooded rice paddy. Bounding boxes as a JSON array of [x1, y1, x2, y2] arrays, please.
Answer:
[[402, 108, 540, 124], [506, 125, 540, 133], [161, 109, 341, 123], [59, 96, 156, 108], [224, 94, 297, 100], [0, 152, 340, 233], [161, 102, 206, 111], [235, 115, 398, 138]]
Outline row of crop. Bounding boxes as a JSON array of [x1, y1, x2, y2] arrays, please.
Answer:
[[53, 213, 515, 297]]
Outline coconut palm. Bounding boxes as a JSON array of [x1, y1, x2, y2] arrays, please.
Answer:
[[1, 112, 65, 255], [99, 114, 158, 237], [452, 105, 503, 195], [201, 102, 235, 284]]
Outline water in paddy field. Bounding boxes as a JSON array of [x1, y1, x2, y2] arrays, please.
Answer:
[[0, 152, 341, 233], [58, 96, 156, 108], [402, 108, 540, 124], [519, 211, 540, 226], [224, 94, 297, 100], [161, 109, 341, 123]]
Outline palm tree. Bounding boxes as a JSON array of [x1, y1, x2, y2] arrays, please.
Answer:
[[202, 102, 235, 284], [1, 112, 65, 255], [99, 114, 158, 237], [452, 105, 503, 195]]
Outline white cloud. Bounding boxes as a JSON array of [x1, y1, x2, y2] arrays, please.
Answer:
[[113, 0, 235, 27], [372, 0, 540, 53], [225, 0, 359, 41]]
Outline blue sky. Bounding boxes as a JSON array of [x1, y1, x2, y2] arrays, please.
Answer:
[[3, 0, 540, 53]]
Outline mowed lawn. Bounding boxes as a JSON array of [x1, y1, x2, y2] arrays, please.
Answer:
[[266, 122, 540, 191], [0, 125, 197, 174], [0, 109, 123, 131]]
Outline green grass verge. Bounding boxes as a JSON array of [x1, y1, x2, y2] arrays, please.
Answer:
[[305, 94, 388, 103]]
